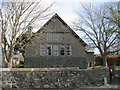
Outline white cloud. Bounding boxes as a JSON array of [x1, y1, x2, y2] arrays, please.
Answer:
[[52, 2, 79, 26]]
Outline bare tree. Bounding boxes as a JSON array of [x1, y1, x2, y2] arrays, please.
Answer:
[[74, 3, 119, 66], [0, 0, 53, 67]]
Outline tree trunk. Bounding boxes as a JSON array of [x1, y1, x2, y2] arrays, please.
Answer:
[[2, 52, 8, 67], [2, 44, 14, 68], [2, 44, 8, 67], [102, 54, 108, 67], [7, 46, 14, 68], [8, 59, 13, 68]]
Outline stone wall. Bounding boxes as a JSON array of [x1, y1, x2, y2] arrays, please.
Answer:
[[0, 67, 109, 89], [24, 57, 87, 68], [113, 70, 120, 79]]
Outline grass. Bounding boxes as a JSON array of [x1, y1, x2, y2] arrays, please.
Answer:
[[94, 65, 105, 67], [84, 65, 120, 70], [115, 66, 120, 70], [87, 65, 106, 69]]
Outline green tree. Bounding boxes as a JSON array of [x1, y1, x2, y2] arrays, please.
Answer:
[[14, 30, 36, 57], [107, 8, 120, 28]]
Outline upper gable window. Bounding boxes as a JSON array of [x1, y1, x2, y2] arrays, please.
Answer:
[[46, 33, 65, 43], [47, 33, 52, 42], [59, 33, 65, 43], [52, 33, 59, 43]]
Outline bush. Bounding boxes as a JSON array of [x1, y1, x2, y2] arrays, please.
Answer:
[[114, 66, 120, 70], [95, 55, 120, 66]]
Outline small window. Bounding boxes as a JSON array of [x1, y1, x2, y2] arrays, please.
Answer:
[[60, 45, 65, 55], [40, 45, 46, 56], [59, 33, 65, 43], [28, 26, 33, 31], [47, 45, 52, 56], [66, 45, 72, 56], [47, 33, 52, 42], [52, 33, 59, 43], [53, 45, 59, 56], [46, 33, 65, 43]]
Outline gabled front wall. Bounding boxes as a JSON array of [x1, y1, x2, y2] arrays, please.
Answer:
[[25, 16, 88, 68]]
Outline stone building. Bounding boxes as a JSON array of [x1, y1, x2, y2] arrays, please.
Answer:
[[24, 14, 94, 68]]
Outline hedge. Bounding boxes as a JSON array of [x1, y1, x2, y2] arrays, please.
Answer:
[[95, 55, 120, 66]]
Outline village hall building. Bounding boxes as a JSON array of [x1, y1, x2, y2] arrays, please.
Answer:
[[24, 14, 94, 68]]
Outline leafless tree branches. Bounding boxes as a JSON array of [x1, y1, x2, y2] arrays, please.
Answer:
[[0, 0, 53, 67], [74, 3, 118, 66]]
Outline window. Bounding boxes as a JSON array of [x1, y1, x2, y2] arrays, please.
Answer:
[[47, 45, 52, 56], [47, 33, 52, 42], [28, 26, 33, 31], [60, 45, 65, 55], [52, 33, 59, 42], [46, 33, 65, 43], [59, 33, 65, 43], [40, 45, 46, 56], [53, 45, 59, 56], [66, 45, 72, 56]]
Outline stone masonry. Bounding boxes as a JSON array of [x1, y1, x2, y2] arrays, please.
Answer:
[[0, 67, 109, 89]]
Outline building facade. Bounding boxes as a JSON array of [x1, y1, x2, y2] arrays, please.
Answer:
[[24, 14, 94, 68]]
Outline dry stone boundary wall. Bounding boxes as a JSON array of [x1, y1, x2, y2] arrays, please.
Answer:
[[0, 67, 109, 89]]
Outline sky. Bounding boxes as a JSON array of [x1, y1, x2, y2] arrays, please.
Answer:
[[49, 0, 119, 54], [0, 0, 120, 54]]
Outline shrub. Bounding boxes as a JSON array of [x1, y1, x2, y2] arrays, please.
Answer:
[[95, 55, 120, 66]]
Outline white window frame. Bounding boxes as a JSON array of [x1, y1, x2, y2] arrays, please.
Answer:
[[52, 33, 59, 43], [60, 45, 65, 56], [59, 33, 65, 43], [47, 45, 52, 56], [66, 45, 72, 56], [46, 33, 65, 43], [53, 45, 59, 56], [46, 33, 52, 42]]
